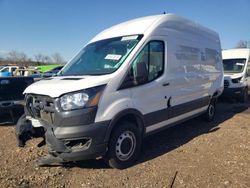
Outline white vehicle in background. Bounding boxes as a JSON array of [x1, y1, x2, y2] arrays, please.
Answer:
[[222, 48, 250, 102], [22, 14, 223, 169], [0, 65, 25, 76], [0, 65, 22, 73]]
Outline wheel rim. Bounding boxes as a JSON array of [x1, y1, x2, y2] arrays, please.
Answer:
[[208, 104, 214, 118], [115, 131, 136, 161]]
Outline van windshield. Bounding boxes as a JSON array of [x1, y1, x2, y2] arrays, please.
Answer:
[[223, 58, 246, 73], [60, 35, 143, 76]]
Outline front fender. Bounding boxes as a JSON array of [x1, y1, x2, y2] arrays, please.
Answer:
[[103, 108, 145, 143]]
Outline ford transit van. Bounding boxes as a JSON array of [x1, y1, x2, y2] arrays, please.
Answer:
[[222, 48, 250, 102], [22, 14, 223, 169]]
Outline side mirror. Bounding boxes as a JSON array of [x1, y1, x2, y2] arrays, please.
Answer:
[[120, 74, 134, 89], [136, 61, 148, 84], [119, 62, 149, 90]]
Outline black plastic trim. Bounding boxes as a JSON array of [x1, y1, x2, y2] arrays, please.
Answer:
[[144, 96, 210, 127], [104, 108, 145, 142], [104, 96, 211, 142], [53, 106, 98, 127], [221, 86, 245, 97], [145, 109, 206, 136], [40, 120, 110, 161]]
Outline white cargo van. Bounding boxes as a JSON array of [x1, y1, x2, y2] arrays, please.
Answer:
[[222, 48, 250, 102], [22, 14, 223, 169]]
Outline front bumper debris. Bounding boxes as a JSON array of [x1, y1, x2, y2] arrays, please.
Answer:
[[21, 94, 110, 165]]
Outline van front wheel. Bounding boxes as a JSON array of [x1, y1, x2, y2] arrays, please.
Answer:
[[240, 88, 248, 103], [204, 99, 216, 122], [105, 121, 141, 169]]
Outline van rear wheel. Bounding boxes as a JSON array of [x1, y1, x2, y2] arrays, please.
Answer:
[[105, 121, 141, 169], [204, 99, 216, 122]]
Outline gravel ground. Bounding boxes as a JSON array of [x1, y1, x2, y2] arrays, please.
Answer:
[[0, 100, 249, 188]]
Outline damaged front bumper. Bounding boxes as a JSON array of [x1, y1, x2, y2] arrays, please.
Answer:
[[40, 119, 109, 162], [24, 94, 110, 163]]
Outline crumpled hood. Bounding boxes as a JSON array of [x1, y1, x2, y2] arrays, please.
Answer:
[[224, 73, 244, 80], [24, 75, 111, 98]]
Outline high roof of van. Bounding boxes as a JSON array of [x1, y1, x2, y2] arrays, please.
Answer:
[[222, 48, 250, 60], [89, 14, 219, 43]]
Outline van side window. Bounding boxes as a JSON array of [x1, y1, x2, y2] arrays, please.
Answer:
[[133, 41, 164, 83], [120, 40, 164, 89]]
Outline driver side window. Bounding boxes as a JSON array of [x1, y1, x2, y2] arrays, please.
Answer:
[[120, 40, 164, 89], [133, 41, 164, 82]]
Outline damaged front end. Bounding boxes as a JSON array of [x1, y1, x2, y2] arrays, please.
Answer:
[[16, 94, 109, 166], [15, 114, 45, 148]]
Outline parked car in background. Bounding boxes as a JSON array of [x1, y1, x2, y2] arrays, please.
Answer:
[[22, 14, 223, 169], [0, 71, 12, 77], [0, 65, 25, 76], [42, 65, 64, 77], [222, 48, 250, 102], [13, 68, 40, 77], [12, 68, 42, 81], [0, 76, 34, 122]]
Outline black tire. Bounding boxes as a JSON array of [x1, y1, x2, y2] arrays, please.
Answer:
[[204, 99, 216, 122], [240, 88, 248, 103], [105, 121, 142, 169]]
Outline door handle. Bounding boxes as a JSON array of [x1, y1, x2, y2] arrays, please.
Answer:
[[162, 82, 170, 86]]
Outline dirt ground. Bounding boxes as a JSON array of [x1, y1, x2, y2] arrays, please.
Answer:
[[0, 100, 249, 188]]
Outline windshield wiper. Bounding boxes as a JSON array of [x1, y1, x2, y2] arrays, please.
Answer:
[[59, 72, 110, 76], [87, 72, 110, 75]]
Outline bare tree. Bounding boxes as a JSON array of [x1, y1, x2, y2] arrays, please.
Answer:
[[236, 40, 248, 48], [5, 50, 66, 66], [7, 50, 29, 64], [51, 53, 64, 64], [44, 56, 52, 64], [7, 50, 19, 62], [34, 53, 44, 65], [34, 54, 51, 64], [19, 52, 29, 63]]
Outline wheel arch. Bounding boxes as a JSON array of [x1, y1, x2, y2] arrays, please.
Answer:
[[104, 109, 145, 143], [212, 90, 221, 99]]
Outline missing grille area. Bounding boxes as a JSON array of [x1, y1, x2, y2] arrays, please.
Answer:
[[64, 138, 92, 151]]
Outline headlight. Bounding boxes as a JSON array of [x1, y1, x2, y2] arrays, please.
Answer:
[[60, 85, 105, 111], [60, 92, 89, 111]]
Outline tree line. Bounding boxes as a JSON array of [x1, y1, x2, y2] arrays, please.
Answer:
[[235, 40, 250, 48], [0, 50, 66, 66]]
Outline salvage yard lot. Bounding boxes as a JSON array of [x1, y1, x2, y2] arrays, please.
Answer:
[[0, 101, 249, 188]]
